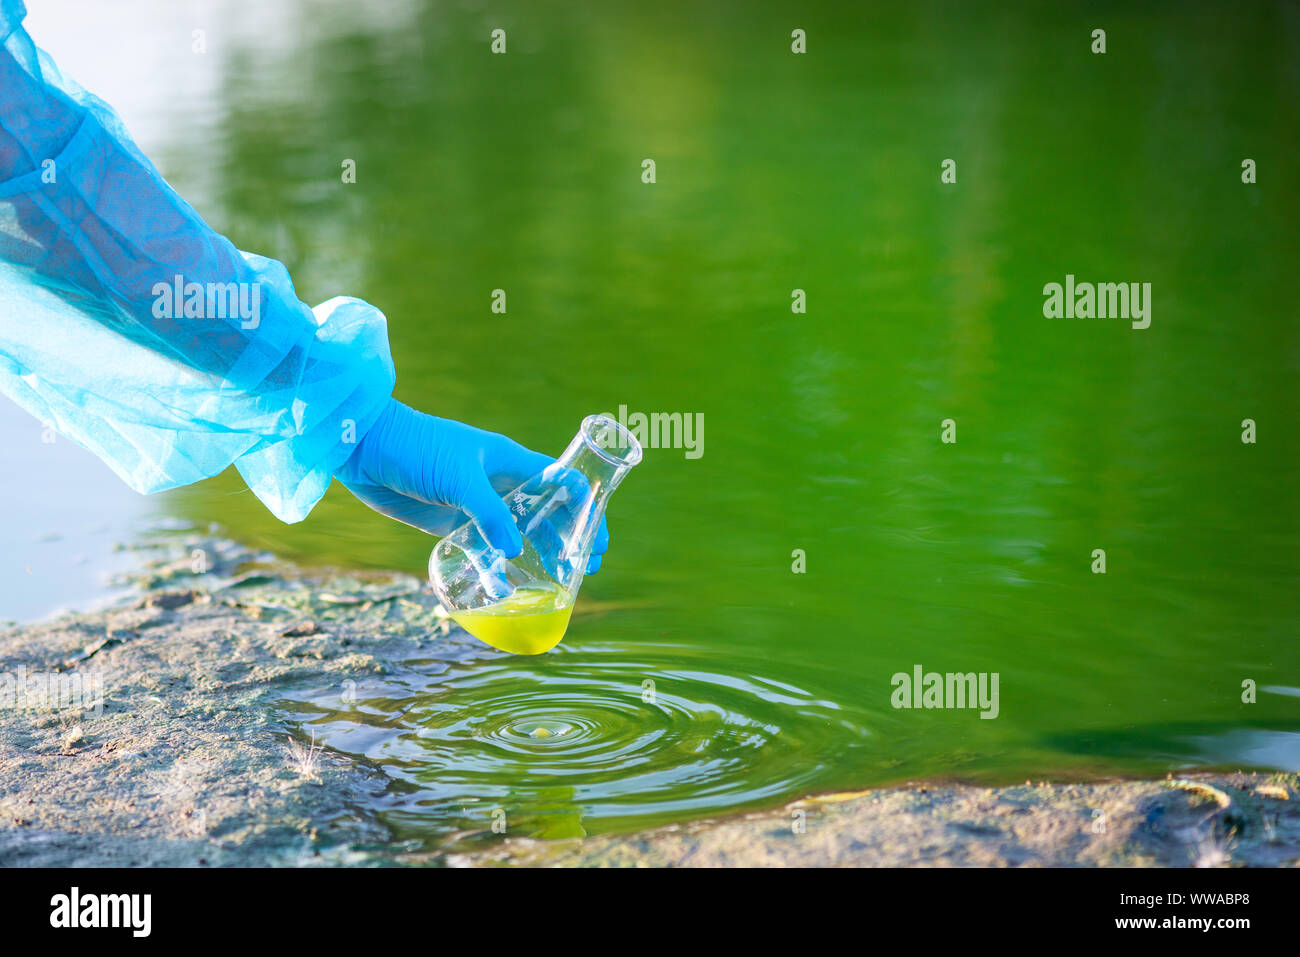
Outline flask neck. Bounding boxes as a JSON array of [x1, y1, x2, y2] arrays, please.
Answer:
[[556, 414, 642, 503], [547, 415, 642, 575]]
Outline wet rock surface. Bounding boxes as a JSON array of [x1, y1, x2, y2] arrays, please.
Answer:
[[0, 534, 434, 866], [449, 774, 1299, 867]]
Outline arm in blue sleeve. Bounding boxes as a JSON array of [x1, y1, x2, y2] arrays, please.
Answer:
[[0, 0, 395, 522]]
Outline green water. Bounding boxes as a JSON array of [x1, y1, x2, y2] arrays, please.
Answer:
[[150, 0, 1298, 845]]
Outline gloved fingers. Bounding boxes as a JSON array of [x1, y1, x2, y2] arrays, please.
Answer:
[[528, 465, 608, 576], [540, 464, 599, 520], [523, 512, 567, 581], [585, 516, 609, 575], [461, 471, 525, 558], [464, 541, 514, 602], [345, 463, 610, 575], [484, 437, 554, 492], [525, 508, 606, 578], [339, 480, 461, 537], [489, 470, 541, 497]]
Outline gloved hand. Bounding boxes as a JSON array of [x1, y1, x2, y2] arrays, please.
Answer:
[[336, 399, 609, 574]]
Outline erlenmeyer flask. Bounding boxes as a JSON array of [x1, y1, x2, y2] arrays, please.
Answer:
[[429, 414, 642, 655]]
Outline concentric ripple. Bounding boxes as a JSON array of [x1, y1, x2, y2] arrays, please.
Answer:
[[286, 642, 875, 846]]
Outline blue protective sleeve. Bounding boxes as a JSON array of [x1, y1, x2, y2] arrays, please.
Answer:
[[0, 0, 395, 522]]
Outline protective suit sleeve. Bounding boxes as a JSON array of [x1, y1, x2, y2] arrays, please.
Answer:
[[0, 0, 395, 522]]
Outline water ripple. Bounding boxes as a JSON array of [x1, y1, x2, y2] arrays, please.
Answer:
[[287, 644, 874, 845]]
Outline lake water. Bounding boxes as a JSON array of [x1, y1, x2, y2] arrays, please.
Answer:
[[6, 0, 1298, 845]]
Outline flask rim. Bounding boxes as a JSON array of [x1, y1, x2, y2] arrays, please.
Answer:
[[580, 414, 643, 468]]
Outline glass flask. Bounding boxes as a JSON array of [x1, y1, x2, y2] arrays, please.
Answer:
[[429, 414, 642, 655]]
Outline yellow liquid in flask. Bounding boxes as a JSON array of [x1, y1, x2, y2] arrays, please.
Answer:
[[449, 583, 574, 655]]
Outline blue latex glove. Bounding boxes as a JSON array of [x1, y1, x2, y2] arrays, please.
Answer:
[[336, 399, 609, 574]]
